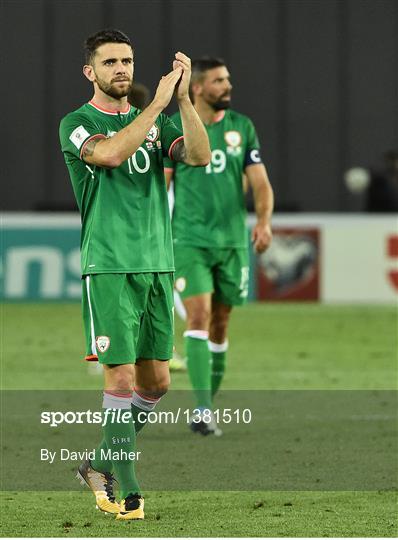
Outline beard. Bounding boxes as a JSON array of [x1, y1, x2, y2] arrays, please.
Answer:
[[95, 73, 133, 99], [206, 92, 232, 111], [212, 98, 231, 111]]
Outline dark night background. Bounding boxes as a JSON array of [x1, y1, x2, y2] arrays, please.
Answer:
[[2, 0, 397, 211]]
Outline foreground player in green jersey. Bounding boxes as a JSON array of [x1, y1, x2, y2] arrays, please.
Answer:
[[165, 57, 274, 435], [59, 29, 210, 520]]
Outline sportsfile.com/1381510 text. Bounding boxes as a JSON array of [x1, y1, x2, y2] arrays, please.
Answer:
[[40, 408, 253, 428]]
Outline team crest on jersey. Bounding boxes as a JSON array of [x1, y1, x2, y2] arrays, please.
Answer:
[[146, 124, 159, 142], [225, 131, 242, 156], [96, 336, 110, 353], [224, 130, 241, 147]]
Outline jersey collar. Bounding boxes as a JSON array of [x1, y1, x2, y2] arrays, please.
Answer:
[[88, 100, 131, 115], [213, 110, 226, 123], [205, 110, 226, 126]]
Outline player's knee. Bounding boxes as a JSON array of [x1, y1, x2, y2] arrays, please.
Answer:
[[140, 371, 170, 398], [113, 378, 132, 393], [187, 308, 211, 330], [140, 381, 169, 399], [154, 382, 169, 398], [105, 368, 133, 393]]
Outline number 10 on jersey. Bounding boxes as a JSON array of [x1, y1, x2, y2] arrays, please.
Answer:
[[127, 147, 150, 174]]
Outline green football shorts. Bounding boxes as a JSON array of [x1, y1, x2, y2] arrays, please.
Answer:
[[82, 272, 174, 365], [173, 245, 249, 306]]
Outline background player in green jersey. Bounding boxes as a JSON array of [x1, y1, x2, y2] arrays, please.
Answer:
[[164, 57, 274, 435], [59, 30, 210, 520]]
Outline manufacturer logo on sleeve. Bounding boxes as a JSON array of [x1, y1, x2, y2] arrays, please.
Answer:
[[69, 125, 90, 149], [96, 336, 110, 353]]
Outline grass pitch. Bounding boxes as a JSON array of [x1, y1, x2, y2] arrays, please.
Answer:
[[1, 302, 397, 537]]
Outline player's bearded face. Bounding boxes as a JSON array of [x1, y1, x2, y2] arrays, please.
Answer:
[[94, 70, 133, 99], [90, 43, 134, 99], [201, 67, 232, 111]]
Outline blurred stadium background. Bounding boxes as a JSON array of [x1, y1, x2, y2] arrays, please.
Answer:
[[1, 0, 397, 304], [1, 0, 397, 537]]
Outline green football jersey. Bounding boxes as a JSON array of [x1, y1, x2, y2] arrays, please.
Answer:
[[165, 109, 262, 248], [59, 101, 183, 275]]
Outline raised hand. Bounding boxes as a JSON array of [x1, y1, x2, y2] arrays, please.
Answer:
[[172, 52, 191, 101], [153, 68, 183, 110]]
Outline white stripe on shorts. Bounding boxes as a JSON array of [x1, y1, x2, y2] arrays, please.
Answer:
[[85, 276, 97, 355], [173, 290, 187, 321]]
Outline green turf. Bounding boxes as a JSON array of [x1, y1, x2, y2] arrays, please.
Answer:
[[2, 303, 396, 390], [1, 303, 397, 537], [1, 490, 396, 537]]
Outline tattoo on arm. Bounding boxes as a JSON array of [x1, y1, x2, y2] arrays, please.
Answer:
[[171, 140, 187, 163], [82, 139, 99, 158]]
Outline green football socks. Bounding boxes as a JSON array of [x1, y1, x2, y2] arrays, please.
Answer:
[[92, 390, 162, 498], [90, 438, 112, 473], [98, 392, 140, 498], [184, 331, 212, 410], [209, 340, 228, 397]]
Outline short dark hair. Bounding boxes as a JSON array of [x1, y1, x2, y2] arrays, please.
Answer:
[[84, 29, 132, 64], [191, 57, 226, 83]]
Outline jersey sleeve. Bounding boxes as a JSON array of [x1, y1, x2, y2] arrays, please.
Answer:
[[163, 156, 175, 172], [160, 114, 184, 161], [59, 112, 106, 161], [244, 118, 263, 168]]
